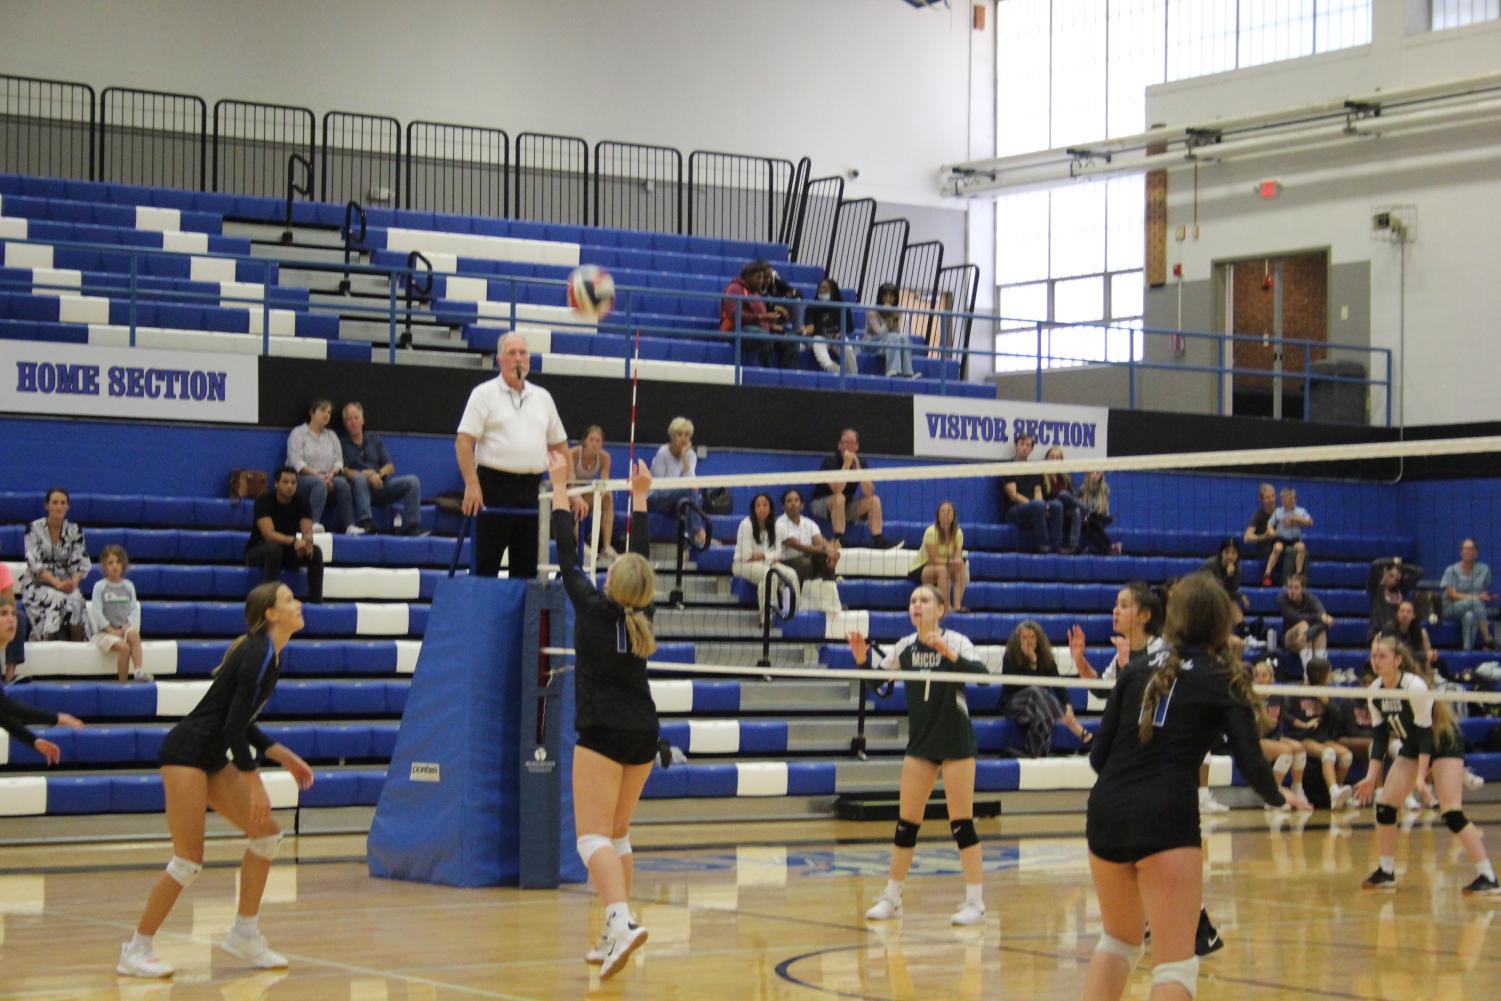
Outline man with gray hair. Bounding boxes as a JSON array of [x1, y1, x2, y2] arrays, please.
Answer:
[[456, 333, 580, 578], [340, 401, 425, 536]]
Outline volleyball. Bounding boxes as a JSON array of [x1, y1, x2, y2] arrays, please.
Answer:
[[567, 265, 615, 320]]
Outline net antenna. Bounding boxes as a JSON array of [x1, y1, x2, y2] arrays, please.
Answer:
[[624, 327, 642, 553]]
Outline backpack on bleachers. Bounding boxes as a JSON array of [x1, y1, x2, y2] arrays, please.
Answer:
[[228, 469, 268, 500]]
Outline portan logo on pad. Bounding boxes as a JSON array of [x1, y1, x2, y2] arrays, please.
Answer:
[[410, 762, 441, 782]]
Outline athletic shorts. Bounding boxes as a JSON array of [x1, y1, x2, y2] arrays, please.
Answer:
[[906, 566, 926, 585], [91, 626, 136, 653], [157, 739, 231, 775], [1399, 735, 1465, 761], [1086, 837, 1202, 865], [810, 494, 864, 522], [576, 726, 659, 766]]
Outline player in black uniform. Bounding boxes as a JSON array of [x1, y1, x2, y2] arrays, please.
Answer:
[[1083, 573, 1310, 1001], [549, 451, 657, 979], [1353, 633, 1499, 894], [0, 594, 84, 758], [117, 581, 314, 979], [848, 584, 992, 927]]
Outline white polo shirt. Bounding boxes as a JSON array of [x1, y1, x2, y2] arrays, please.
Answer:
[[456, 377, 567, 473], [775, 512, 822, 560]]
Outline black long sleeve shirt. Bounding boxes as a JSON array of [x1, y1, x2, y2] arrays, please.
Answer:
[[0, 693, 59, 749], [165, 633, 278, 770], [554, 508, 659, 733]]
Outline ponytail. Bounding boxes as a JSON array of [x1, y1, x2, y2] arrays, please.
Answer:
[[605, 553, 658, 659], [1139, 573, 1237, 743]]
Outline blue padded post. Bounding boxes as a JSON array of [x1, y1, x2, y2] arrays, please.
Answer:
[[368, 577, 526, 887]]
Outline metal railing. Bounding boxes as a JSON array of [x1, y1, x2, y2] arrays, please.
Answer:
[[0, 233, 1394, 423], [213, 99, 315, 198]]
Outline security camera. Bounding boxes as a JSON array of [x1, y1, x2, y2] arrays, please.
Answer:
[[847, 168, 860, 179]]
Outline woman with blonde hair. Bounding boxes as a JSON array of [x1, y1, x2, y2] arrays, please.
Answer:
[[909, 500, 968, 612], [548, 450, 661, 977], [119, 581, 314, 979], [1082, 574, 1308, 1001], [1077, 470, 1120, 555], [1354, 633, 1498, 895], [570, 425, 616, 560]]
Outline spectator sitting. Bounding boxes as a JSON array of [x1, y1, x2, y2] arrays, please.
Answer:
[[288, 398, 355, 534], [910, 500, 968, 613], [88, 545, 146, 682], [21, 487, 91, 641], [1390, 601, 1447, 677], [1243, 482, 1279, 571], [1441, 538, 1495, 650], [1000, 432, 1063, 554], [998, 620, 1092, 757], [1077, 469, 1121, 555], [340, 401, 426, 536], [0, 560, 27, 682], [763, 268, 803, 369], [775, 489, 839, 584], [1278, 573, 1333, 666], [648, 417, 707, 548], [1367, 555, 1423, 639], [1252, 658, 1307, 796], [570, 425, 616, 560], [721, 260, 779, 370], [1262, 487, 1310, 585], [245, 466, 324, 604], [1283, 657, 1355, 809], [810, 428, 897, 549], [862, 282, 916, 378], [1042, 446, 1086, 554], [1202, 538, 1251, 626], [733, 493, 778, 590], [802, 277, 858, 376]]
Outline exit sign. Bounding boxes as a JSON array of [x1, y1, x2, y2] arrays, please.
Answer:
[[1258, 180, 1282, 198]]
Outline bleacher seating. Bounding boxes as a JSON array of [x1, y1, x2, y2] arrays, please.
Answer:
[[1, 170, 978, 397]]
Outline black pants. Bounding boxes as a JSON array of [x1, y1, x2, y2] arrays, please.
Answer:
[[476, 467, 541, 580], [245, 541, 323, 602], [784, 553, 835, 583]]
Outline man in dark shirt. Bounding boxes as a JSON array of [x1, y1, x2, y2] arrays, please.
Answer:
[[245, 466, 323, 602], [809, 428, 898, 548], [1242, 483, 1277, 558], [1000, 433, 1062, 553], [340, 401, 425, 536], [1367, 555, 1423, 639]]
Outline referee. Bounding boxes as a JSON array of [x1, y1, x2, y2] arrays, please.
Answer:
[[456, 333, 583, 579]]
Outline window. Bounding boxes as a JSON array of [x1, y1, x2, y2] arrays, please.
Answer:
[[995, 0, 1371, 373], [1431, 0, 1501, 30]]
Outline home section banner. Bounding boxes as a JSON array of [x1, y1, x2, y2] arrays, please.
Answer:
[[912, 395, 1108, 460], [0, 342, 258, 424]]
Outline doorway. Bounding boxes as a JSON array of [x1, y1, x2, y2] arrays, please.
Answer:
[[1214, 250, 1329, 419]]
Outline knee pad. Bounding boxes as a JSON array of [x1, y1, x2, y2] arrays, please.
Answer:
[[950, 818, 979, 850], [1273, 753, 1293, 773], [1337, 749, 1353, 768], [1152, 957, 1200, 998], [1443, 810, 1470, 835], [1094, 932, 1144, 969], [577, 833, 612, 866], [166, 855, 202, 888], [611, 835, 632, 858], [1292, 751, 1308, 769], [1376, 804, 1398, 826], [893, 819, 920, 849], [1322, 747, 1338, 764], [246, 831, 282, 861]]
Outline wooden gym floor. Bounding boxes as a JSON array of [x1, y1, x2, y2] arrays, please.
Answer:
[[3, 805, 1499, 1000]]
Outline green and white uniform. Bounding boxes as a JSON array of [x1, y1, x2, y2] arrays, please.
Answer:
[[1368, 671, 1460, 760], [878, 629, 989, 762]]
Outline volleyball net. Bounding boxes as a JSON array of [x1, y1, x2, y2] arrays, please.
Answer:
[[546, 433, 1501, 709]]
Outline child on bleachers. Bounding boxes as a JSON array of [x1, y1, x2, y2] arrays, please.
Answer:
[[1202, 539, 1251, 627], [1263, 487, 1311, 585], [862, 283, 915, 378], [1283, 658, 1354, 808], [802, 277, 857, 376], [1076, 470, 1120, 555], [89, 544, 147, 683], [1042, 447, 1086, 553], [1278, 574, 1333, 666]]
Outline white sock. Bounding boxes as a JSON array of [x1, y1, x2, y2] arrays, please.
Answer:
[[885, 879, 903, 900], [1478, 861, 1496, 881], [130, 931, 153, 952], [965, 883, 984, 907], [1379, 855, 1395, 874], [233, 914, 258, 937], [604, 902, 631, 928]]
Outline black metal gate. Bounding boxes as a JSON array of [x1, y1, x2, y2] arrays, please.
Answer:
[[321, 111, 401, 206], [515, 132, 588, 225], [406, 120, 509, 217], [213, 99, 315, 198], [0, 74, 95, 181], [593, 140, 682, 234], [99, 86, 206, 189]]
